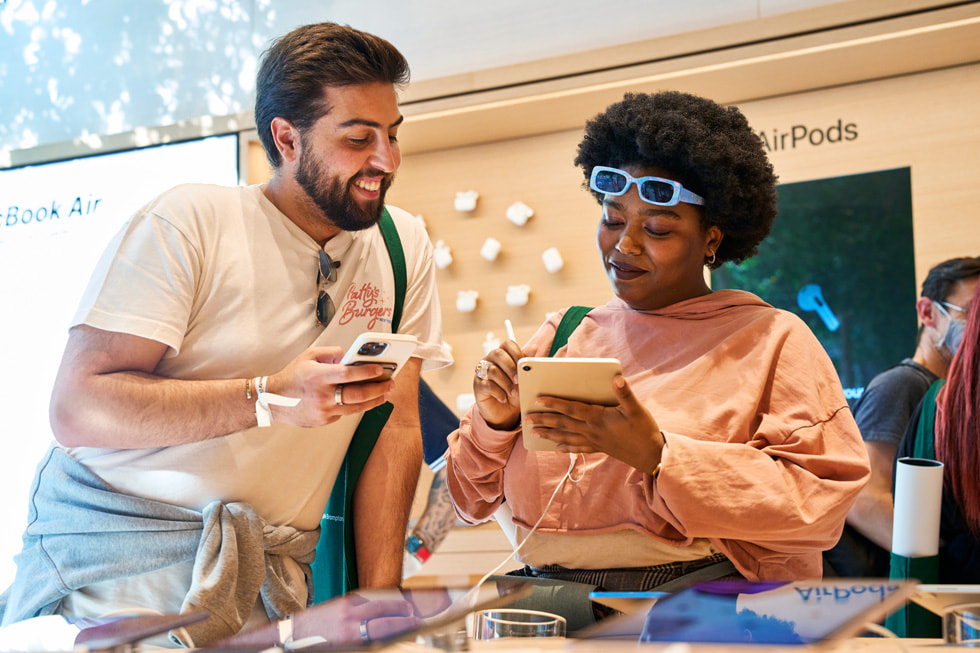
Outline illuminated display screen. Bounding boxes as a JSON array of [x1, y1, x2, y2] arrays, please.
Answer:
[[0, 135, 240, 586], [712, 167, 917, 404]]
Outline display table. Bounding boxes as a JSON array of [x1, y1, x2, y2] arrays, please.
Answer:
[[392, 637, 946, 653]]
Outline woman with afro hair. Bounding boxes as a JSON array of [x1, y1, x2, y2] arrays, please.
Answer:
[[446, 91, 869, 624]]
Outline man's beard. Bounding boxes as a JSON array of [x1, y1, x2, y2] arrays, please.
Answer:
[[295, 144, 392, 232]]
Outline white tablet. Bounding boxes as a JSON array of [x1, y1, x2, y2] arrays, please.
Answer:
[[517, 357, 622, 452]]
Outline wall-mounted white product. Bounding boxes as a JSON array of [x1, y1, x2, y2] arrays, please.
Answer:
[[456, 393, 477, 413], [505, 284, 531, 307], [433, 240, 453, 269], [542, 247, 564, 273], [456, 289, 479, 313], [480, 237, 502, 261], [454, 190, 479, 212], [505, 201, 534, 226], [482, 331, 501, 355]]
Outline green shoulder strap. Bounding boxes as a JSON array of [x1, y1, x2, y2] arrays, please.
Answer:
[[912, 379, 945, 461], [313, 208, 406, 603], [549, 306, 592, 356], [378, 209, 406, 333]]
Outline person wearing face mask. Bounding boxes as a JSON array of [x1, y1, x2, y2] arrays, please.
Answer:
[[444, 91, 870, 629], [896, 281, 980, 582], [934, 301, 970, 360], [826, 256, 980, 578]]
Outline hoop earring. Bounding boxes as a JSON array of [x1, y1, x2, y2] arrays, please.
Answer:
[[706, 251, 716, 266]]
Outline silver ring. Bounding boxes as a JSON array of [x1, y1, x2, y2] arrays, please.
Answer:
[[359, 619, 370, 642], [475, 359, 490, 380], [335, 385, 344, 406]]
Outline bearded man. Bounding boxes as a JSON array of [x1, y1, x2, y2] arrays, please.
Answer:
[[0, 22, 451, 647]]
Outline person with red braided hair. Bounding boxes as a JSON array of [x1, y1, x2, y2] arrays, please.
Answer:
[[897, 280, 980, 582]]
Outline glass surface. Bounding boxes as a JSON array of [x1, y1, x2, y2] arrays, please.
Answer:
[[216, 581, 533, 651], [579, 579, 918, 645], [944, 603, 980, 646], [472, 609, 566, 640]]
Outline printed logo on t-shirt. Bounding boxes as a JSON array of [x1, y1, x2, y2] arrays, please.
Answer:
[[338, 282, 393, 329]]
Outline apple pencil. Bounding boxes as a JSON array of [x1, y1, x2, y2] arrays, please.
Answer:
[[504, 319, 516, 343]]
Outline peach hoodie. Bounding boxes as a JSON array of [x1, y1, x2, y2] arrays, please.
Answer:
[[446, 290, 870, 581]]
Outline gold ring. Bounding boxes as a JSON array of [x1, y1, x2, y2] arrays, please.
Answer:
[[335, 385, 344, 406]]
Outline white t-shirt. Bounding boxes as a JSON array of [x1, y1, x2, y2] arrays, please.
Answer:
[[57, 183, 452, 622], [68, 182, 451, 526]]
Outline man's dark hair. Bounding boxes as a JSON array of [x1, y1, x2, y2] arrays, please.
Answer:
[[921, 256, 980, 302], [574, 91, 778, 269], [255, 22, 410, 168]]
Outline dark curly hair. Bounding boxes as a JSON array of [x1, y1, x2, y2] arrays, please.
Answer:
[[255, 22, 410, 169], [574, 91, 778, 268]]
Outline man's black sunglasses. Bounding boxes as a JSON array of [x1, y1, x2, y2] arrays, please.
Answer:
[[316, 250, 339, 327]]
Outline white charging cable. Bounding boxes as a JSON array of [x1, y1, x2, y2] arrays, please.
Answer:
[[473, 453, 581, 589]]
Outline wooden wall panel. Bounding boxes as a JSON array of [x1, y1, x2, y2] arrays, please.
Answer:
[[389, 62, 980, 407], [249, 62, 980, 410], [737, 63, 980, 289], [245, 58, 980, 590], [386, 130, 611, 407], [396, 63, 980, 584]]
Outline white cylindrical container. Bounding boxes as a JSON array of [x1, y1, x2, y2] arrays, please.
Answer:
[[892, 457, 944, 557]]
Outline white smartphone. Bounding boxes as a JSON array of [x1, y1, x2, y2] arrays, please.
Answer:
[[517, 357, 623, 452], [340, 332, 419, 381]]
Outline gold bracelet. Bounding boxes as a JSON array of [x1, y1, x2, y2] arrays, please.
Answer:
[[245, 377, 253, 400]]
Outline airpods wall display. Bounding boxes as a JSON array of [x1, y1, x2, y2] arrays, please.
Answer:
[[482, 331, 501, 354], [454, 190, 479, 212], [480, 237, 501, 261], [505, 284, 531, 307], [441, 193, 559, 312], [505, 201, 534, 226], [456, 290, 479, 313], [541, 247, 563, 273], [433, 240, 453, 269]]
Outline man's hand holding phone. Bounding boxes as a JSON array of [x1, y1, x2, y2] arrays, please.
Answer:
[[260, 333, 417, 428], [339, 332, 419, 381]]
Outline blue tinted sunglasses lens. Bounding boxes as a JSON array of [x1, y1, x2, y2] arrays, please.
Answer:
[[593, 168, 629, 194], [641, 179, 676, 204], [591, 167, 680, 204]]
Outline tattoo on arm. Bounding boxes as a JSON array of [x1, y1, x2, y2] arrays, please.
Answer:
[[412, 468, 457, 549]]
